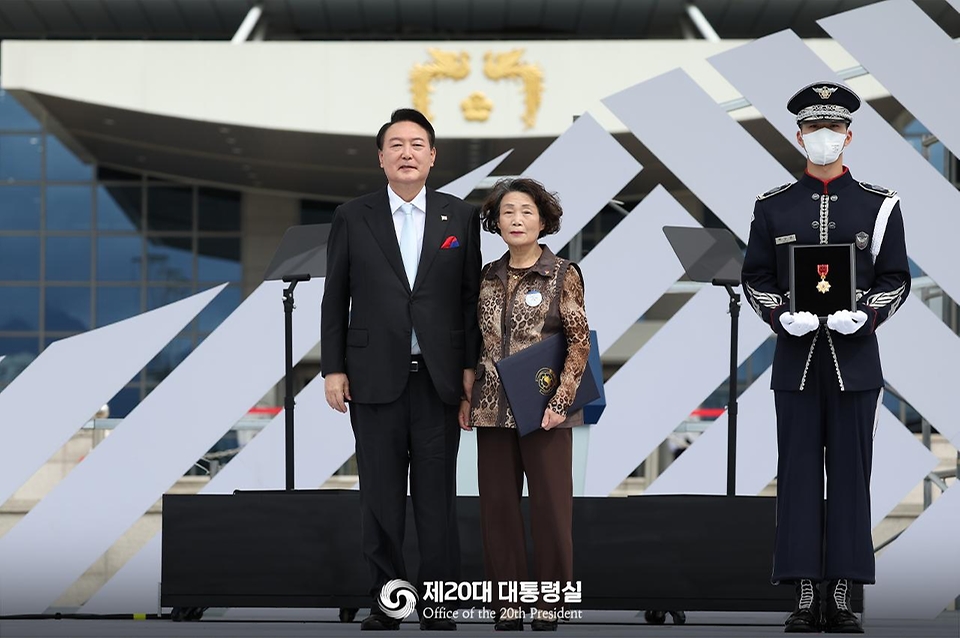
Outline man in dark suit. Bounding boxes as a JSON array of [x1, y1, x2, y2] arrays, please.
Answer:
[[321, 108, 481, 631]]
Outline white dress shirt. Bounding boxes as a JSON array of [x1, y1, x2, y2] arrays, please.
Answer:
[[387, 185, 427, 261]]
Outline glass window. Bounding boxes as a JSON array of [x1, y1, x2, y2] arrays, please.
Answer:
[[46, 185, 93, 230], [97, 236, 142, 282], [198, 187, 241, 231], [46, 135, 93, 181], [198, 238, 241, 282], [0, 286, 40, 330], [147, 285, 193, 311], [0, 336, 39, 387], [0, 89, 41, 131], [301, 199, 338, 225], [97, 185, 142, 231], [106, 386, 141, 418], [45, 286, 91, 332], [147, 236, 193, 282], [0, 186, 41, 230], [96, 287, 142, 327], [146, 337, 193, 385], [0, 236, 40, 280], [0, 134, 43, 181], [46, 236, 92, 281], [927, 141, 946, 175], [147, 187, 193, 231], [198, 285, 241, 332]]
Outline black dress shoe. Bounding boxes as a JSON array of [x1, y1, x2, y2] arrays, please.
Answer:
[[822, 579, 863, 634], [784, 579, 821, 633], [360, 612, 401, 630], [419, 617, 457, 631], [494, 617, 523, 631], [530, 619, 558, 631]]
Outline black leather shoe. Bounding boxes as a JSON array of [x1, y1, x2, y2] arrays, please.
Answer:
[[822, 579, 863, 633], [360, 613, 400, 630], [494, 618, 523, 631], [419, 617, 457, 631], [530, 618, 558, 631], [784, 579, 821, 633]]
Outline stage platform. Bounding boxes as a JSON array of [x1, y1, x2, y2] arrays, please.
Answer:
[[2, 610, 958, 637]]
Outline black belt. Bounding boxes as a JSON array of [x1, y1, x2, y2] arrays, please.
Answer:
[[410, 355, 425, 372]]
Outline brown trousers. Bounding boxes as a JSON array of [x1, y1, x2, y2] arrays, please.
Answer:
[[476, 426, 573, 612]]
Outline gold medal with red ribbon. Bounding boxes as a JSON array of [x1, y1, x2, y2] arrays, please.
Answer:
[[816, 264, 831, 294]]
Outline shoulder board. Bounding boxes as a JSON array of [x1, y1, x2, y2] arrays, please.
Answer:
[[756, 183, 792, 200], [858, 181, 897, 197]]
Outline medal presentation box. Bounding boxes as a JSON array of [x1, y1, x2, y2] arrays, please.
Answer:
[[789, 244, 856, 318]]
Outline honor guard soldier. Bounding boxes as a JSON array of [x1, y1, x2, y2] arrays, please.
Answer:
[[741, 82, 910, 633]]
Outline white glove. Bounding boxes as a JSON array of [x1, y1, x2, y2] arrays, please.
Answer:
[[779, 311, 820, 337], [826, 309, 868, 335]]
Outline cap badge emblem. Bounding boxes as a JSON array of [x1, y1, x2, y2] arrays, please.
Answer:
[[813, 86, 838, 100]]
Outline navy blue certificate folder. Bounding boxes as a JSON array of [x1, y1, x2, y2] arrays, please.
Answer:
[[495, 331, 603, 437]]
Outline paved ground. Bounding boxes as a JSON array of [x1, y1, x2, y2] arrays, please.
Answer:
[[2, 610, 958, 637]]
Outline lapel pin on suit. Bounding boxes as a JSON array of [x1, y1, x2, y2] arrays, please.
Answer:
[[441, 215, 448, 221]]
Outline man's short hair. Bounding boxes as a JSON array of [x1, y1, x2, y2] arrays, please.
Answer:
[[376, 109, 436, 150]]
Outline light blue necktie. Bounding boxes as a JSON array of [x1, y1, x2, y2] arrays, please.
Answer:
[[399, 202, 420, 354]]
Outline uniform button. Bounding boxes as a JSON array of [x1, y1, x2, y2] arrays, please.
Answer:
[[811, 193, 821, 200], [811, 221, 820, 229], [828, 221, 836, 229], [830, 195, 838, 201]]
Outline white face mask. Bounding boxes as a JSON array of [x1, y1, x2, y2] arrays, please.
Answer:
[[801, 127, 848, 165]]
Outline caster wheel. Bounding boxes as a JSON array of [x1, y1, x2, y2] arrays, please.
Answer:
[[185, 607, 207, 621], [644, 610, 666, 624], [170, 607, 185, 622], [669, 610, 686, 625], [339, 607, 359, 623]]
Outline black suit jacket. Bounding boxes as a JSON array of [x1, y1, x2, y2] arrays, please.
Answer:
[[320, 187, 482, 405]]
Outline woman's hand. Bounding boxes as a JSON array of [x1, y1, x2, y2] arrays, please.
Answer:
[[458, 399, 473, 431], [541, 408, 565, 430]]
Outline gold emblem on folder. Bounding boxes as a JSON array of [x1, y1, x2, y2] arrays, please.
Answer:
[[536, 367, 558, 395]]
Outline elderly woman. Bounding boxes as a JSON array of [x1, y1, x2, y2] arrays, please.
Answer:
[[459, 178, 590, 632]]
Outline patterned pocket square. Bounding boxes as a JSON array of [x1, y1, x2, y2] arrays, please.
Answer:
[[441, 236, 460, 249]]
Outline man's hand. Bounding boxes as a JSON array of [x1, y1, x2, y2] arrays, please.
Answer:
[[826, 309, 868, 335], [324, 373, 351, 413], [541, 408, 565, 431], [458, 399, 472, 431], [779, 311, 820, 337], [462, 368, 476, 403]]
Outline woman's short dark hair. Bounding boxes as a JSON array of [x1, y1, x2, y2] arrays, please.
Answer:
[[376, 108, 436, 150], [480, 178, 563, 238]]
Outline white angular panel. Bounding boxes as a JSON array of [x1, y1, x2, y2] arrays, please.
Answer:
[[871, 483, 960, 619], [879, 296, 960, 445], [580, 186, 697, 354], [0, 285, 224, 508], [0, 279, 323, 614], [583, 286, 772, 496], [646, 368, 777, 496], [820, 1, 960, 159], [437, 150, 512, 200], [603, 68, 793, 240], [479, 113, 642, 262], [709, 30, 960, 302], [870, 409, 939, 527], [82, 373, 353, 613]]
